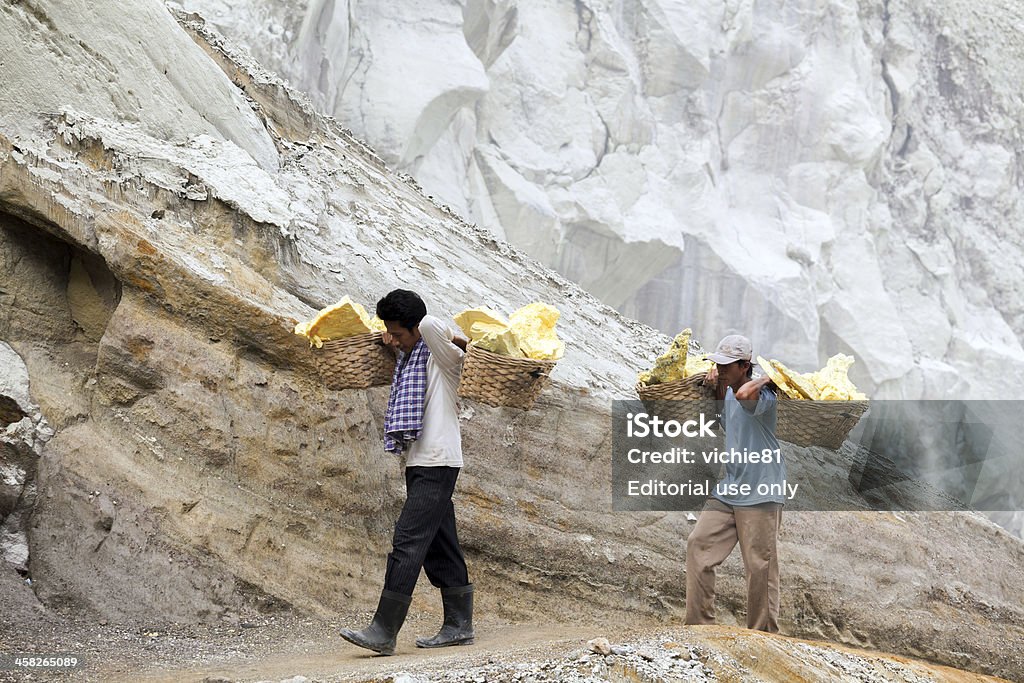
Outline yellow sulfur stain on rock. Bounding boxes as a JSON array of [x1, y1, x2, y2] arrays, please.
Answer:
[[293, 296, 385, 348]]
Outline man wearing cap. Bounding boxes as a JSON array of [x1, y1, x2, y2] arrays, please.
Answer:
[[684, 334, 785, 633]]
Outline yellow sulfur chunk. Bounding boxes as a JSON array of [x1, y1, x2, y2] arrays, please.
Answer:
[[770, 357, 818, 399], [455, 307, 525, 357], [756, 357, 805, 399], [756, 354, 866, 400], [454, 307, 510, 339], [455, 303, 564, 359], [294, 296, 381, 348], [473, 330, 525, 357], [686, 355, 713, 378], [509, 302, 564, 361], [639, 329, 708, 385], [808, 354, 867, 401]]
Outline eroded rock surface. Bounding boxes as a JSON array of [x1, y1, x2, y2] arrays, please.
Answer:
[[176, 0, 1024, 406]]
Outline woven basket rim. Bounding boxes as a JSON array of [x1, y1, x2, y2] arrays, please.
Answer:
[[636, 372, 713, 401], [777, 396, 869, 401], [636, 371, 708, 389], [638, 371, 708, 385], [778, 395, 868, 411], [315, 331, 385, 348], [465, 344, 558, 367]]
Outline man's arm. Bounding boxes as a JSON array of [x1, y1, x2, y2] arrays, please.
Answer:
[[735, 375, 776, 413], [418, 315, 465, 369], [735, 375, 773, 401]]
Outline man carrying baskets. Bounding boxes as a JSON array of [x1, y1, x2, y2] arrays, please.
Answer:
[[684, 334, 785, 633], [340, 289, 475, 655]]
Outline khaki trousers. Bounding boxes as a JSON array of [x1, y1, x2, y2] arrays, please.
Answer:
[[685, 498, 782, 633]]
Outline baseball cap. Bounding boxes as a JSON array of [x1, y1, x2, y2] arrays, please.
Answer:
[[706, 334, 752, 364]]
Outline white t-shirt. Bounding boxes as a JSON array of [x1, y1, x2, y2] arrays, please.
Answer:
[[404, 315, 464, 468]]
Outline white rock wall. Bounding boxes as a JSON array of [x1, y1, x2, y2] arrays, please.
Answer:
[[175, 0, 1024, 400], [0, 0, 278, 170]]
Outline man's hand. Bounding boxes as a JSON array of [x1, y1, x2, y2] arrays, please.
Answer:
[[736, 374, 773, 401], [703, 365, 726, 400], [452, 336, 469, 352], [381, 331, 399, 348]]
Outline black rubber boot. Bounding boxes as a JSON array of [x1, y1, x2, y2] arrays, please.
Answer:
[[415, 584, 475, 648], [340, 590, 412, 655]]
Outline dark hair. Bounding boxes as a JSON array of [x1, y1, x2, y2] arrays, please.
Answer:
[[376, 289, 426, 330], [725, 359, 754, 378]]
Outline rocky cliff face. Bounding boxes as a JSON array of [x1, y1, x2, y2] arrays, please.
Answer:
[[0, 2, 1023, 680], [178, 0, 1024, 404], [177, 0, 1024, 540]]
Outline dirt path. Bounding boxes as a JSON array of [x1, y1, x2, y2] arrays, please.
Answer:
[[1, 567, 1013, 683], [93, 623, 1013, 683], [109, 624, 598, 683]]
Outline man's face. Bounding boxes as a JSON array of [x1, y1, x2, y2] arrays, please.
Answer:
[[716, 359, 749, 388], [384, 321, 420, 354]]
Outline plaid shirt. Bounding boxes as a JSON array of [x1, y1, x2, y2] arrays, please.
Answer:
[[383, 338, 430, 454]]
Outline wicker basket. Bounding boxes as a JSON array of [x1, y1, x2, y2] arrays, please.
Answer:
[[635, 372, 715, 401], [313, 332, 396, 390], [776, 397, 869, 450], [457, 345, 556, 410], [635, 372, 717, 423]]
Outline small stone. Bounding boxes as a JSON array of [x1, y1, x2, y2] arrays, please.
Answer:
[[610, 645, 632, 656], [587, 637, 612, 655]]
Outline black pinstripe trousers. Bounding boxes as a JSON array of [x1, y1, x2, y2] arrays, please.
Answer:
[[383, 466, 470, 596]]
